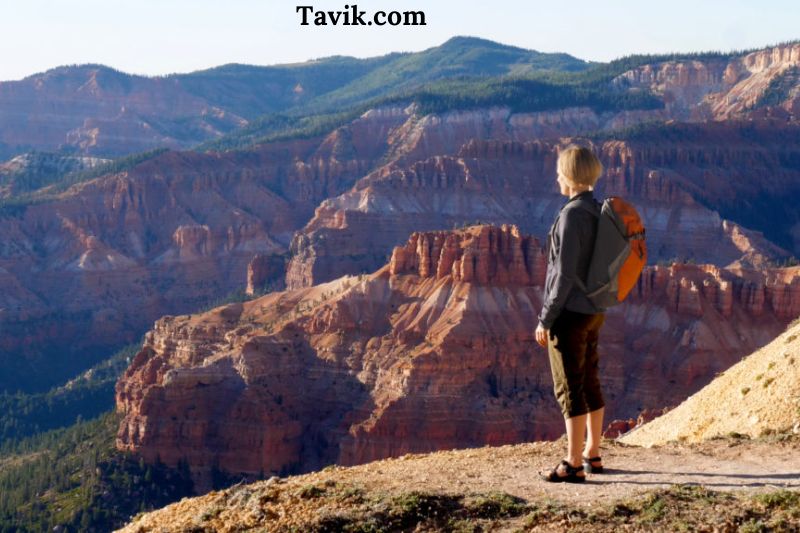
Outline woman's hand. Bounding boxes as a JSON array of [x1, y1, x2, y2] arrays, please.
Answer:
[[535, 322, 549, 347]]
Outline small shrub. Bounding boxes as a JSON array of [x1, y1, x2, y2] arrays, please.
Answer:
[[754, 490, 800, 509], [298, 484, 327, 499], [445, 518, 481, 533], [465, 491, 528, 518], [309, 513, 353, 532], [337, 485, 365, 504], [198, 505, 223, 522], [638, 493, 667, 523], [739, 519, 769, 533], [385, 491, 463, 530], [669, 484, 718, 504]]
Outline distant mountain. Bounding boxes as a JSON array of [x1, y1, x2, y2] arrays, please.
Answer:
[[298, 35, 593, 111], [198, 38, 800, 152], [0, 36, 590, 158]]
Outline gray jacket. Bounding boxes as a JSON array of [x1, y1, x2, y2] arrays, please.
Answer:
[[538, 190, 603, 329]]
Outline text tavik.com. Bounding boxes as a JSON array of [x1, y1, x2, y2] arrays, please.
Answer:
[[296, 5, 427, 26]]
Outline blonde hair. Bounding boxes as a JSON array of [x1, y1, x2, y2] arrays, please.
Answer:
[[557, 144, 603, 188]]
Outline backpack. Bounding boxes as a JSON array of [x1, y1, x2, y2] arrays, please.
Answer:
[[574, 196, 647, 308]]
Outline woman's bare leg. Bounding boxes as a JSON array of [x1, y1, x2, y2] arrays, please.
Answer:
[[564, 414, 588, 471], [583, 407, 604, 458]]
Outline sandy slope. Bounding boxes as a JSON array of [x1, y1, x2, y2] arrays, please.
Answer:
[[620, 319, 800, 447]]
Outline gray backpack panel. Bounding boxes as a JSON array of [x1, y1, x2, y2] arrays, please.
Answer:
[[574, 200, 632, 309]]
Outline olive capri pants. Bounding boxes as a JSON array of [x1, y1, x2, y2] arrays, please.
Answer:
[[546, 308, 606, 418]]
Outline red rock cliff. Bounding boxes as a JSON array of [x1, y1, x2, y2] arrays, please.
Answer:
[[116, 225, 800, 479]]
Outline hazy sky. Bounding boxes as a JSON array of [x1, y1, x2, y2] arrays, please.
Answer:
[[1, 0, 798, 81]]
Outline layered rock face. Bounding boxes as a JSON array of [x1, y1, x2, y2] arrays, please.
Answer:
[[0, 108, 413, 391], [287, 123, 799, 289], [116, 225, 800, 478], [612, 42, 800, 122]]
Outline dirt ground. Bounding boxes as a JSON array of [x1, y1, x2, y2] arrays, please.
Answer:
[[324, 435, 800, 506], [118, 434, 800, 532]]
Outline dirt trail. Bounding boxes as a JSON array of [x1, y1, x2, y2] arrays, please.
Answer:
[[118, 435, 800, 532], [333, 437, 800, 505]]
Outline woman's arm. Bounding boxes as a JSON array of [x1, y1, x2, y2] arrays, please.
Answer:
[[537, 208, 585, 330]]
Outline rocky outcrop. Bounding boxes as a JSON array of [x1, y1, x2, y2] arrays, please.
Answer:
[[116, 225, 800, 479], [388, 224, 546, 285], [117, 226, 566, 478]]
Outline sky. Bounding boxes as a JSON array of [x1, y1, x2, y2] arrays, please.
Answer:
[[0, 0, 798, 81]]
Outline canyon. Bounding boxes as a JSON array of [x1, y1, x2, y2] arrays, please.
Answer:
[[3, 36, 800, 533], [116, 225, 800, 478], [4, 41, 800, 398], [0, 108, 410, 391]]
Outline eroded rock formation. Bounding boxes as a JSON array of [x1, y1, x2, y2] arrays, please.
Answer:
[[0, 109, 410, 391], [287, 125, 799, 289], [116, 225, 800, 478]]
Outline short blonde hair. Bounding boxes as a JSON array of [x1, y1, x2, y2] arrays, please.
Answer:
[[557, 144, 603, 188]]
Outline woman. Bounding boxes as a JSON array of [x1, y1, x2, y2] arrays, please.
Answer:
[[534, 144, 606, 483]]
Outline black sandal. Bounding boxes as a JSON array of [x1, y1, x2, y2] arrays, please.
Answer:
[[583, 456, 603, 473], [542, 460, 585, 483]]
